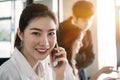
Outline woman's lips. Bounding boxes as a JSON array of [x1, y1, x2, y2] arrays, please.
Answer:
[[35, 48, 48, 54]]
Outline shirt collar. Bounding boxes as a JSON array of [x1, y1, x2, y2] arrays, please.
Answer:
[[11, 47, 47, 80]]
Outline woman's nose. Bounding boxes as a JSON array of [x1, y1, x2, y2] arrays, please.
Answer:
[[40, 35, 49, 46]]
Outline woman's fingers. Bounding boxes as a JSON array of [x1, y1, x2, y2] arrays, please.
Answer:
[[54, 47, 67, 58]]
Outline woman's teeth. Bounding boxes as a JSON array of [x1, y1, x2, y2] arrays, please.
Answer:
[[35, 48, 47, 52]]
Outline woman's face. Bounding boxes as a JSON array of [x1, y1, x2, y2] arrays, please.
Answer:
[[18, 16, 57, 62], [72, 32, 84, 54]]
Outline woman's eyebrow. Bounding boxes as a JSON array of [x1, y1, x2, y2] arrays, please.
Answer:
[[30, 28, 42, 31], [48, 29, 56, 32], [30, 28, 56, 31]]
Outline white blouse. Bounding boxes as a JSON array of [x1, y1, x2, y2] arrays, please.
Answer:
[[0, 48, 53, 80], [0, 48, 76, 80]]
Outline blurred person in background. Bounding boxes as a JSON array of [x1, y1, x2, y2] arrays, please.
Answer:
[[59, 0, 95, 80], [58, 25, 84, 80], [58, 21, 115, 80]]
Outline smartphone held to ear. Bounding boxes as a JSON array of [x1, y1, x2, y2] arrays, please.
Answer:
[[52, 43, 60, 67]]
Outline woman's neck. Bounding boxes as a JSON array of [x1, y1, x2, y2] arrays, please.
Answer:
[[33, 61, 39, 75], [20, 49, 39, 74]]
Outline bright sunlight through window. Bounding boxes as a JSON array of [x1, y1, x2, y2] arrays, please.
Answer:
[[97, 0, 117, 79]]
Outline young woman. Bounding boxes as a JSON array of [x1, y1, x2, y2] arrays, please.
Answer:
[[58, 19, 115, 80], [58, 26, 84, 80], [0, 3, 68, 80]]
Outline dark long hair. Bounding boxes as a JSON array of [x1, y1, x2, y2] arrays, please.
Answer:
[[14, 3, 58, 48], [58, 26, 82, 66]]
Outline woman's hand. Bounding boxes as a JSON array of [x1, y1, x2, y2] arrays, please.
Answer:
[[50, 46, 68, 80]]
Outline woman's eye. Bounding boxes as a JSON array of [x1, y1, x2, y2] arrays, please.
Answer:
[[32, 32, 40, 36], [48, 32, 55, 36]]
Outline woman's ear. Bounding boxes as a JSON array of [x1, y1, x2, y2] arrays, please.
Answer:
[[17, 28, 23, 41]]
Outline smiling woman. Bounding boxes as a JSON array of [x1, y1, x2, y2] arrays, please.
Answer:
[[0, 3, 69, 80]]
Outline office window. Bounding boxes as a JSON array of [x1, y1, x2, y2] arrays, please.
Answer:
[[0, 0, 23, 58], [97, 0, 117, 79]]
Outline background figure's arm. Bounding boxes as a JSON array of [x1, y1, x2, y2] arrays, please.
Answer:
[[90, 66, 114, 80]]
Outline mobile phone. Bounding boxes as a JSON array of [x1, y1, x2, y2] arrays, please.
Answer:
[[52, 43, 59, 67]]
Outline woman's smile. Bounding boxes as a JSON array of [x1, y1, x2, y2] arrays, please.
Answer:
[[35, 47, 49, 55]]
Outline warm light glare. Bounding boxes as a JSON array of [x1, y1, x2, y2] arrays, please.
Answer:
[[97, 0, 117, 79], [116, 0, 120, 7]]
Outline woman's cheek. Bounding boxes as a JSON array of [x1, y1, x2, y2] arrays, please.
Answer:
[[50, 37, 56, 48]]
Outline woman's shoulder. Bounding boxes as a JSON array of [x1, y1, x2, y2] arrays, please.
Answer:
[[0, 59, 21, 80], [0, 59, 14, 71]]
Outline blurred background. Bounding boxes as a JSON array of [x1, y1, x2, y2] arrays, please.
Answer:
[[0, 0, 120, 79]]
